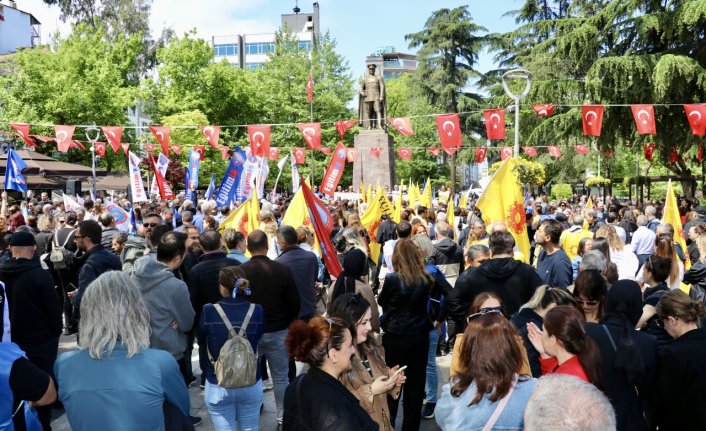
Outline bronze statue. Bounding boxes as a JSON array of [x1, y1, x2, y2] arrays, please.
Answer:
[[358, 64, 387, 130]]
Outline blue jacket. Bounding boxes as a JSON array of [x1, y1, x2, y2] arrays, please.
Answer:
[[199, 297, 265, 385], [55, 342, 190, 431], [436, 376, 537, 431], [76, 245, 121, 315]]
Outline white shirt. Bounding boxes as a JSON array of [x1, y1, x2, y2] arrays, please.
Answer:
[[610, 247, 639, 280], [631, 226, 656, 255]]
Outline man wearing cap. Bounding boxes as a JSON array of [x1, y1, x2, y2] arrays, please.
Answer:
[[0, 231, 62, 429]]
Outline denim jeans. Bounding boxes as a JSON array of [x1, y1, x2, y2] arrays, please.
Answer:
[[425, 328, 440, 403], [257, 329, 289, 421], [204, 380, 263, 431]]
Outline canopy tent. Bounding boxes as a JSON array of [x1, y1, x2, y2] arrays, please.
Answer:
[[0, 150, 116, 189]]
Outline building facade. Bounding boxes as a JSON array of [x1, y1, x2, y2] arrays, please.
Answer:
[[365, 46, 418, 80], [0, 1, 41, 55]]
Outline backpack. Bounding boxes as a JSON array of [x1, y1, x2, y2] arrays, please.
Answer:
[[208, 303, 257, 389], [49, 229, 75, 270]]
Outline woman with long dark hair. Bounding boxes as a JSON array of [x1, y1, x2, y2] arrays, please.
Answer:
[[573, 269, 608, 323], [527, 305, 603, 387], [377, 239, 434, 431], [329, 248, 379, 332]]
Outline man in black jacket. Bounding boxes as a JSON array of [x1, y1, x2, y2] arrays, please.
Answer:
[[275, 226, 317, 320], [240, 229, 300, 426], [0, 231, 62, 430], [99, 213, 120, 255]]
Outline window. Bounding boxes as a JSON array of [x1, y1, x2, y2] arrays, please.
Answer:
[[245, 42, 275, 55], [383, 60, 401, 68], [214, 44, 238, 57], [246, 62, 264, 71], [298, 40, 312, 50]]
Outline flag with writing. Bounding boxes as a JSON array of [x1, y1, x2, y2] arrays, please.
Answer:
[[4, 149, 27, 192], [300, 179, 342, 278]]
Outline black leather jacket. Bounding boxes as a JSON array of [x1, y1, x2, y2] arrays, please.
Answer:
[[378, 272, 433, 336]]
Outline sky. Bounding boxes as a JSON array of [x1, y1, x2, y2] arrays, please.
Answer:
[[19, 0, 520, 80]]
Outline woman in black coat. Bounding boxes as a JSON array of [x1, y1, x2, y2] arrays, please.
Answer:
[[586, 280, 658, 431]]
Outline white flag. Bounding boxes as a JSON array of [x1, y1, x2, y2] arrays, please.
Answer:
[[256, 157, 269, 199], [290, 150, 300, 193], [62, 194, 82, 212], [128, 151, 148, 203], [277, 154, 288, 171], [105, 202, 130, 232], [150, 152, 169, 195]]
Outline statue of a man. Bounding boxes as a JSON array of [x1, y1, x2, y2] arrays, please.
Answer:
[[358, 64, 386, 130]]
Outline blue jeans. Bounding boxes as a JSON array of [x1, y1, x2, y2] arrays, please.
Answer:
[[257, 329, 289, 420], [204, 380, 263, 431], [425, 328, 440, 403]]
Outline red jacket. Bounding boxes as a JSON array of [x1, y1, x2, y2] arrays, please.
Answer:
[[539, 354, 590, 383]]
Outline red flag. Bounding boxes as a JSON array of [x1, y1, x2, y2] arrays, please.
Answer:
[[306, 74, 314, 103], [321, 147, 331, 155], [149, 154, 175, 199], [300, 179, 342, 278], [320, 142, 347, 197], [644, 143, 655, 161], [500, 146, 512, 161], [670, 148, 679, 163], [582, 105, 604, 137], [71, 140, 86, 151], [220, 145, 230, 160], [547, 145, 561, 158], [370, 147, 382, 158], [32, 135, 53, 143], [532, 104, 555, 117], [335, 120, 357, 139], [248, 125, 271, 157], [435, 113, 462, 155], [475, 147, 487, 163], [699, 143, 704, 162], [428, 147, 440, 157], [120, 143, 129, 155], [297, 123, 322, 150], [9, 123, 36, 148], [149, 126, 171, 156], [346, 147, 357, 163], [268, 147, 280, 161], [194, 145, 206, 161], [483, 109, 506, 140], [199, 126, 220, 148], [631, 105, 656, 135], [293, 147, 306, 164], [145, 144, 157, 152], [603, 148, 613, 158], [54, 125, 75, 153], [684, 104, 706, 136], [387, 117, 414, 136], [397, 147, 412, 160], [170, 145, 181, 155], [101, 126, 123, 155], [574, 145, 590, 154], [94, 142, 106, 157], [522, 146, 537, 156]]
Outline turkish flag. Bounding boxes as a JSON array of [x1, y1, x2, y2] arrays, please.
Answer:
[[643, 143, 655, 161], [9, 123, 36, 148], [387, 117, 414, 136], [199, 126, 220, 148], [71, 140, 86, 151], [220, 145, 230, 160], [500, 146, 513, 160], [435, 114, 462, 155], [532, 104, 555, 117], [100, 126, 123, 155], [268, 147, 280, 161], [321, 147, 331, 155], [428, 147, 440, 157], [194, 145, 206, 161], [574, 145, 590, 155], [307, 74, 314, 103], [522, 146, 537, 157], [335, 120, 357, 138], [547, 145, 561, 158], [483, 109, 506, 140], [297, 123, 322, 150], [603, 148, 613, 158], [698, 143, 704, 162], [145, 143, 156, 152], [397, 147, 412, 160], [684, 104, 706, 136], [293, 147, 306, 164], [346, 147, 357, 163], [149, 154, 175, 200], [631, 105, 656, 135], [300, 179, 342, 277], [370, 147, 382, 158], [120, 143, 130, 156], [94, 142, 106, 157], [170, 145, 181, 155], [248, 125, 271, 157], [475, 147, 487, 163], [54, 125, 75, 153], [149, 126, 171, 156], [670, 148, 679, 163], [582, 105, 604, 136], [320, 142, 347, 197]]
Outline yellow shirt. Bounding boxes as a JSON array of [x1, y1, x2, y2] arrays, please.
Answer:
[[560, 227, 593, 261]]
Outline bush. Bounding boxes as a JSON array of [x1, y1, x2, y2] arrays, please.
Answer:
[[585, 176, 611, 188], [489, 158, 546, 187], [551, 183, 573, 201]]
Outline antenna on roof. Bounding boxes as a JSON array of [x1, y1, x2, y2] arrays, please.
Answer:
[[293, 0, 301, 14]]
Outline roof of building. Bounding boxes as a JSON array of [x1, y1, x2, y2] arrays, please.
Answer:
[[2, 3, 41, 25]]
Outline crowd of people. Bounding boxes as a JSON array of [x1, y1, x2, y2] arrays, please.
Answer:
[[2, 186, 706, 431]]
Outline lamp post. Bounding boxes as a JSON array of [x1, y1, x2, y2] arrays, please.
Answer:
[[85, 125, 100, 198], [501, 69, 532, 157]]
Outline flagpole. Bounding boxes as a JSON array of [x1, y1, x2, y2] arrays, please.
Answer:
[[272, 165, 284, 197]]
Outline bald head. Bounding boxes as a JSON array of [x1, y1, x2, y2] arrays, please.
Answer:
[[247, 229, 269, 255]]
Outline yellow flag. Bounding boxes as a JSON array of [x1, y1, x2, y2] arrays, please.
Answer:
[[219, 192, 259, 236], [476, 158, 530, 262], [664, 180, 691, 271], [447, 199, 456, 237], [459, 191, 468, 211], [360, 180, 367, 203], [583, 196, 594, 231], [408, 180, 418, 209], [392, 184, 403, 223], [367, 184, 373, 203], [360, 191, 394, 265], [421, 177, 433, 208], [281, 187, 307, 228]]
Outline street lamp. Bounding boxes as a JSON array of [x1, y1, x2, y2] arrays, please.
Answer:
[[85, 125, 100, 198], [501, 69, 532, 157]]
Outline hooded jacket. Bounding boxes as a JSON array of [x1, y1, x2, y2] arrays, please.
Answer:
[[446, 257, 542, 331], [121, 236, 149, 275], [430, 237, 465, 285], [132, 257, 195, 359]]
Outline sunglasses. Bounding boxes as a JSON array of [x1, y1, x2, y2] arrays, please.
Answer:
[[467, 307, 503, 322], [325, 317, 342, 356], [143, 223, 159, 227], [576, 299, 599, 306]]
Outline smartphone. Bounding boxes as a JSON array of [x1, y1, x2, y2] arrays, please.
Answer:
[[392, 365, 408, 377], [65, 283, 77, 293]]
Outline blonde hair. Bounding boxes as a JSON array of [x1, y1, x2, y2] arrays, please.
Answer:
[[595, 225, 624, 251]]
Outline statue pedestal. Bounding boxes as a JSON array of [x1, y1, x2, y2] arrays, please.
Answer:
[[352, 130, 396, 191]]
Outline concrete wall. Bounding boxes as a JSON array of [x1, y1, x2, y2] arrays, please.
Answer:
[[0, 6, 32, 54]]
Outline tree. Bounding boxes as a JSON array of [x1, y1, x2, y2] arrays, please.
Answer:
[[406, 6, 488, 195]]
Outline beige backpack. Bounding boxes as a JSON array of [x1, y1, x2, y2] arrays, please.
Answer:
[[208, 303, 257, 389]]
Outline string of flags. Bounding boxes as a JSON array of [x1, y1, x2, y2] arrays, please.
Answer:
[[3, 103, 705, 163]]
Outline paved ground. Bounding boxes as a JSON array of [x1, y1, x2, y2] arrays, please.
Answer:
[[50, 333, 448, 430]]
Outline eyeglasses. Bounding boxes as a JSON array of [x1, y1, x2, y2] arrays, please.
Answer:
[[143, 223, 159, 227], [655, 317, 665, 328], [74, 235, 84, 239], [576, 299, 599, 306], [467, 308, 502, 322]]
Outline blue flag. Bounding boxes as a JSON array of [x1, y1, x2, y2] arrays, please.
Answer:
[[172, 203, 179, 229], [184, 167, 193, 201], [4, 149, 28, 192], [129, 207, 138, 234], [215, 147, 246, 208], [205, 174, 216, 200]]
